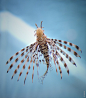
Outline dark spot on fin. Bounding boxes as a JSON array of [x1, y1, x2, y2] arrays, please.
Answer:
[[26, 49, 28, 52], [67, 70, 69, 74], [66, 54, 68, 58], [10, 56, 13, 61], [60, 57, 63, 61], [73, 63, 77, 67], [59, 43, 62, 47], [26, 72, 28, 75], [21, 52, 24, 56], [64, 41, 67, 44], [16, 52, 19, 55], [21, 59, 24, 63], [58, 40, 61, 42], [15, 58, 18, 62], [24, 81, 25, 84], [11, 76, 13, 79], [55, 39, 57, 41], [14, 69, 17, 74], [19, 72, 22, 76], [75, 45, 79, 50], [10, 64, 13, 69], [69, 43, 72, 46], [64, 63, 67, 68], [64, 45, 66, 49], [74, 51, 78, 57], [6, 61, 8, 64], [68, 47, 71, 52], [69, 57, 71, 62], [60, 70, 62, 74], [17, 65, 20, 69], [23, 65, 25, 69], [21, 48, 25, 51], [24, 78, 26, 84]]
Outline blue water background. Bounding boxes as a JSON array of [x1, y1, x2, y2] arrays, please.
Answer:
[[0, 0, 86, 98]]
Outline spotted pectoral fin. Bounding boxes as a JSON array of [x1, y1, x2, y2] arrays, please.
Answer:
[[17, 57, 29, 81], [24, 58, 32, 84], [55, 41, 81, 58], [53, 39, 82, 53], [55, 50, 69, 75], [6, 46, 29, 65], [56, 60, 62, 79], [56, 47, 77, 66]]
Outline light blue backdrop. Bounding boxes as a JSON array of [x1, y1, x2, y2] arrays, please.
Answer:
[[0, 0, 86, 98]]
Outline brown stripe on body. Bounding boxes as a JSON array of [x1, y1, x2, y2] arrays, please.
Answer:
[[39, 43, 49, 65]]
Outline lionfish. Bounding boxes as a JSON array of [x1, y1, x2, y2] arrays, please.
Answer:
[[6, 21, 82, 84]]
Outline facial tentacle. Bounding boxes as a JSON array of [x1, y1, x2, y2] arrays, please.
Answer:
[[40, 21, 43, 28]]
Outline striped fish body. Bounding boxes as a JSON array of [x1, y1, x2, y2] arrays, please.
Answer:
[[39, 42, 50, 69], [38, 42, 50, 83]]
